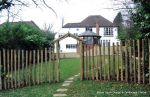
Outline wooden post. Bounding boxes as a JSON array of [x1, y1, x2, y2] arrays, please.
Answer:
[[129, 41, 132, 82], [108, 42, 110, 80], [112, 43, 115, 80], [22, 50, 24, 86], [88, 46, 91, 80], [18, 50, 20, 87], [133, 40, 136, 83], [3, 49, 6, 89], [33, 50, 36, 85], [14, 50, 17, 88], [0, 50, 2, 90], [99, 44, 102, 80], [142, 39, 145, 84], [37, 50, 40, 84], [41, 50, 43, 83], [85, 45, 88, 80], [117, 42, 119, 81], [120, 42, 123, 81], [29, 50, 32, 86], [92, 44, 95, 80], [103, 43, 106, 80], [45, 48, 48, 82], [7, 49, 10, 89], [125, 41, 128, 82], [49, 47, 52, 83], [96, 44, 99, 80], [80, 41, 84, 80], [138, 40, 141, 84], [25, 50, 28, 85], [10, 50, 13, 88], [56, 41, 60, 82]]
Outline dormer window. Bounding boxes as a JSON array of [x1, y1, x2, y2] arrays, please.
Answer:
[[86, 27, 92, 31]]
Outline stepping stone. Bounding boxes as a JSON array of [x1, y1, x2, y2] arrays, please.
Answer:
[[64, 80, 73, 83], [53, 94, 67, 97], [68, 77, 74, 80], [62, 83, 70, 86], [74, 74, 79, 77], [56, 89, 68, 92]]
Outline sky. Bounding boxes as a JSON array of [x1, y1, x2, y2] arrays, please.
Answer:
[[0, 0, 119, 32]]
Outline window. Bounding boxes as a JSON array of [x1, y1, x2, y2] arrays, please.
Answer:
[[86, 27, 92, 31], [104, 27, 113, 36], [66, 44, 77, 49]]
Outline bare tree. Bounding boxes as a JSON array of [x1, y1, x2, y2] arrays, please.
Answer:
[[0, 0, 58, 17]]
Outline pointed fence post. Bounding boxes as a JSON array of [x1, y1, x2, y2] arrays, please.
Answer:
[[80, 41, 84, 80], [56, 41, 60, 82]]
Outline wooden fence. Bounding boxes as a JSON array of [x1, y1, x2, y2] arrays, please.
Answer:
[[0, 48, 59, 90], [82, 39, 150, 84]]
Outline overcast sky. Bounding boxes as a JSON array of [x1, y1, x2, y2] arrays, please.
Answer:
[[0, 0, 119, 32]]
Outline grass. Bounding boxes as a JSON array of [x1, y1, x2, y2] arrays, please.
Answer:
[[67, 80, 150, 97], [0, 58, 80, 97]]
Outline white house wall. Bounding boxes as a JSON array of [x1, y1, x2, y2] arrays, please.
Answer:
[[55, 27, 119, 53]]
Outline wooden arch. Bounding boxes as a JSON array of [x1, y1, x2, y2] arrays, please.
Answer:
[[51, 32, 84, 82]]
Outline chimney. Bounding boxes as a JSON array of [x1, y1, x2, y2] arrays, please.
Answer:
[[96, 21, 99, 35]]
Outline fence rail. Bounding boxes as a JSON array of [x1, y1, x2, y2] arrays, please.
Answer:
[[82, 39, 150, 84], [0, 48, 58, 90]]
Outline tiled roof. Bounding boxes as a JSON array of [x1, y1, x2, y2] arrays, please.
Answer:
[[63, 15, 116, 28]]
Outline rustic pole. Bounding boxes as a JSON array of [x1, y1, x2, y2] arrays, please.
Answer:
[[14, 50, 17, 88], [92, 44, 95, 80], [108, 42, 110, 80], [129, 41, 132, 82], [133, 40, 136, 83], [85, 45, 88, 80], [37, 50, 40, 84], [142, 39, 145, 84], [41, 49, 43, 83], [7, 49, 10, 89], [117, 42, 119, 81], [96, 44, 99, 80], [18, 50, 20, 87], [56, 41, 60, 82], [120, 42, 123, 81], [88, 46, 91, 79], [45, 48, 48, 82], [138, 40, 141, 84], [112, 43, 115, 80], [125, 41, 128, 82], [22, 50, 24, 86], [25, 50, 28, 85], [103, 43, 106, 80], [99, 44, 102, 80], [33, 50, 36, 85], [10, 50, 13, 88], [49, 47, 52, 83], [80, 41, 84, 80], [29, 50, 32, 86]]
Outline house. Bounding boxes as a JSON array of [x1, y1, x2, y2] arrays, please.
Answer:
[[55, 15, 119, 53]]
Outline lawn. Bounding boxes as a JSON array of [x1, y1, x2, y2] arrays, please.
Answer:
[[67, 80, 150, 97], [0, 58, 80, 97]]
